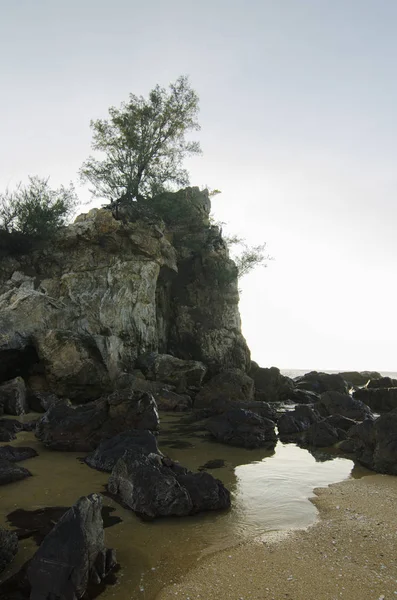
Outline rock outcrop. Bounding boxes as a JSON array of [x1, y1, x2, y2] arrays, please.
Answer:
[[317, 391, 372, 421], [0, 188, 249, 401], [205, 408, 277, 449], [294, 372, 348, 395], [354, 387, 397, 412]]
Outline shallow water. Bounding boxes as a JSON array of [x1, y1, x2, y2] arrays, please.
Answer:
[[0, 412, 366, 599]]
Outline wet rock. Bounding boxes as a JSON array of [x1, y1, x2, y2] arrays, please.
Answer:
[[24, 494, 117, 600], [28, 391, 62, 413], [0, 376, 28, 415], [0, 418, 23, 441], [0, 528, 18, 574], [136, 352, 207, 390], [0, 446, 38, 462], [325, 414, 357, 432], [294, 372, 348, 395], [285, 388, 320, 404], [35, 390, 159, 452], [304, 420, 340, 447], [206, 408, 277, 449], [203, 396, 278, 421], [277, 404, 321, 437], [6, 505, 121, 546], [317, 391, 372, 421], [85, 430, 161, 472], [0, 458, 31, 485], [153, 388, 193, 411], [195, 369, 255, 409], [249, 363, 293, 402], [198, 459, 226, 470], [353, 387, 397, 413], [108, 450, 230, 519]]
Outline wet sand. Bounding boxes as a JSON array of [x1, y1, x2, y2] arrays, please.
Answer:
[[156, 474, 397, 600]]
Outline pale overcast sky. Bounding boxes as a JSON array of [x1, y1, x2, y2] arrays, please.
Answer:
[[1, 1, 396, 371]]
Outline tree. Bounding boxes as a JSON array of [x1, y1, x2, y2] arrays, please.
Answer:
[[80, 75, 201, 202], [0, 176, 78, 239]]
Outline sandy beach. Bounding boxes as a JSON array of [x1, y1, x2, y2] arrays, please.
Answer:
[[156, 474, 397, 600]]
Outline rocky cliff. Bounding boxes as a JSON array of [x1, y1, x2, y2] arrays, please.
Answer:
[[0, 187, 250, 401]]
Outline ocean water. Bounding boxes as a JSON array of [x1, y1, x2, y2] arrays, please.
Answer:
[[281, 368, 397, 380]]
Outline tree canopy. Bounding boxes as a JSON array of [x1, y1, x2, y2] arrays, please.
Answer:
[[0, 176, 77, 239], [80, 75, 201, 202]]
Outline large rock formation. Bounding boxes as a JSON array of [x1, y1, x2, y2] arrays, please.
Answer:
[[0, 188, 249, 400]]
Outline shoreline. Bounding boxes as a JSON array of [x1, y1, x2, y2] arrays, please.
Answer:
[[156, 474, 397, 600]]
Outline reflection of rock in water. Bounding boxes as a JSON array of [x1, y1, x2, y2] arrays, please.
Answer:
[[6, 505, 121, 545], [159, 439, 194, 449], [306, 448, 335, 463]]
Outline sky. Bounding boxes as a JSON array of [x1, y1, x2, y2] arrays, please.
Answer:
[[1, 0, 396, 372]]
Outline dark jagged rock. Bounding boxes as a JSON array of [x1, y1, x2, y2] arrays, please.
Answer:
[[0, 458, 31, 485], [0, 446, 38, 462], [285, 388, 320, 404], [0, 528, 18, 574], [0, 418, 24, 441], [294, 372, 348, 395], [28, 391, 62, 413], [317, 391, 372, 421], [249, 363, 293, 402], [277, 404, 321, 437], [136, 352, 206, 390], [195, 369, 255, 409], [85, 430, 160, 472], [36, 390, 159, 452], [108, 450, 230, 519], [353, 387, 397, 413], [205, 408, 277, 449], [367, 376, 397, 389], [338, 371, 382, 387], [342, 413, 397, 475], [0, 377, 28, 416], [304, 420, 340, 448], [6, 505, 121, 546], [153, 388, 193, 411], [325, 414, 357, 432]]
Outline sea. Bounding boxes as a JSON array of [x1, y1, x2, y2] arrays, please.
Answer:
[[281, 368, 397, 380]]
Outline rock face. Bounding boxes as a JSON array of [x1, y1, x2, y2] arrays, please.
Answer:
[[0, 189, 249, 400], [317, 391, 372, 421], [0, 376, 28, 415], [195, 369, 254, 409], [108, 450, 231, 519], [205, 408, 277, 449], [343, 413, 397, 475], [294, 372, 348, 395], [249, 363, 293, 402], [136, 352, 206, 390], [353, 387, 397, 413], [35, 390, 159, 452], [0, 528, 18, 574], [26, 494, 116, 599]]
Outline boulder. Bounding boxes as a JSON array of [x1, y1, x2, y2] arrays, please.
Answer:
[[0, 446, 38, 462], [0, 458, 31, 485], [344, 413, 397, 475], [26, 494, 117, 599], [153, 389, 193, 411], [353, 387, 397, 413], [277, 405, 320, 437], [36, 390, 160, 452], [0, 376, 28, 415], [205, 408, 277, 449], [304, 420, 340, 447], [338, 371, 382, 387], [195, 369, 255, 409], [108, 450, 231, 519], [324, 414, 357, 432], [367, 376, 397, 389], [294, 372, 348, 395], [136, 353, 207, 390], [317, 391, 372, 421], [284, 388, 320, 404], [249, 363, 293, 402], [85, 430, 161, 472], [0, 528, 18, 574], [28, 391, 62, 413]]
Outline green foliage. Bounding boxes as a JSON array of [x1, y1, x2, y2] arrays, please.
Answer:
[[80, 75, 201, 202], [225, 235, 271, 279], [0, 176, 78, 239]]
